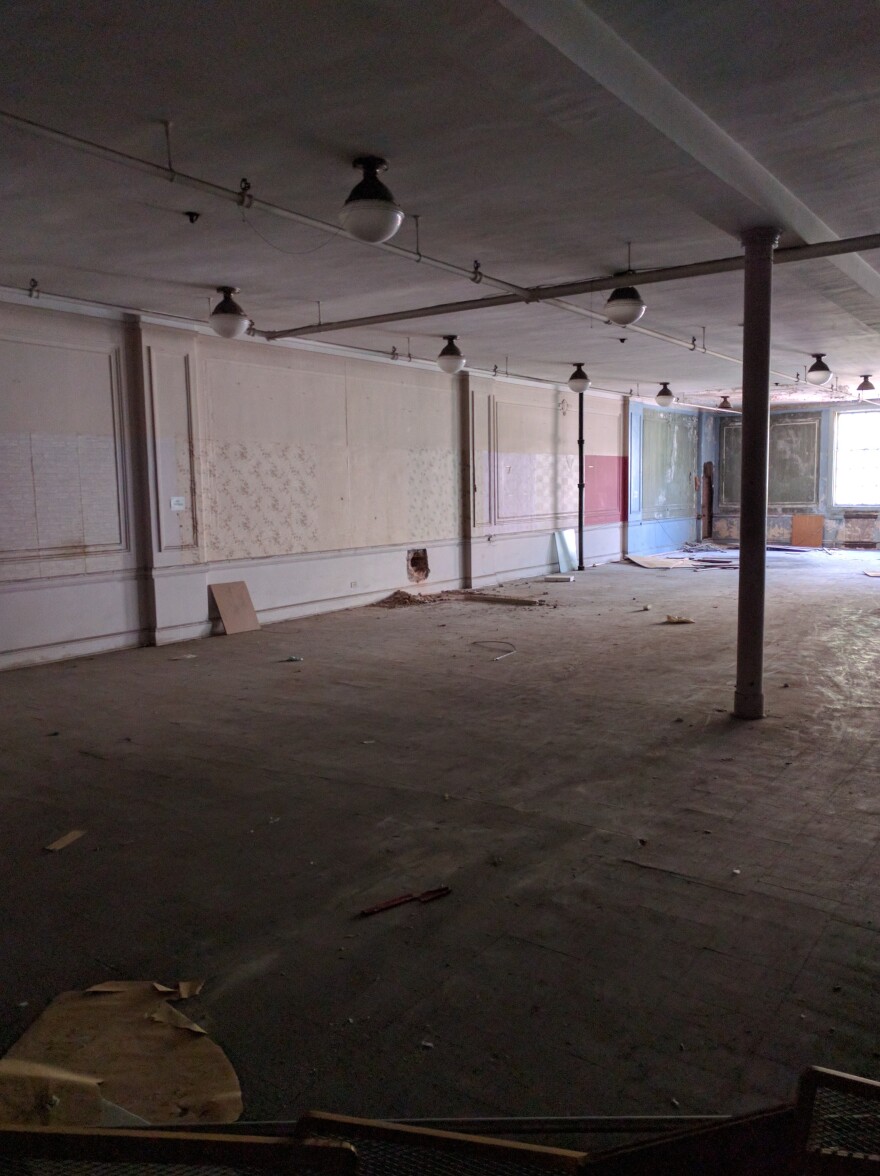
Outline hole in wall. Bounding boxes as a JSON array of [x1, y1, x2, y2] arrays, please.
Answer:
[[407, 548, 430, 583]]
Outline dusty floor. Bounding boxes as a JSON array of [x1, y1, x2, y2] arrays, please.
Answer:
[[2, 552, 880, 1131]]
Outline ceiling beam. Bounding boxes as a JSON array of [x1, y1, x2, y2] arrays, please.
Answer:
[[497, 0, 880, 305]]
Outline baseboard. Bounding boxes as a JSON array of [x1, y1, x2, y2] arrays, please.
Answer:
[[0, 628, 148, 672]]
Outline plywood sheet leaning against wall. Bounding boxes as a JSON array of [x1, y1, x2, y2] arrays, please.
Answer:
[[209, 581, 260, 635], [790, 514, 825, 547], [1, 981, 242, 1125]]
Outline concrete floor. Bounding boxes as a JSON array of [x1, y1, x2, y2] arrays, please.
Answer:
[[2, 551, 880, 1133]]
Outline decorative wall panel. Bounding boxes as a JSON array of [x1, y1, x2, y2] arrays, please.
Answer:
[[0, 340, 126, 561]]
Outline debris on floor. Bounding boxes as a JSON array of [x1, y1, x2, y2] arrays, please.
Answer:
[[44, 830, 86, 853], [0, 1058, 103, 1127], [471, 640, 516, 661], [169, 653, 198, 660], [626, 554, 695, 569], [280, 655, 304, 662], [1, 980, 241, 1125], [374, 589, 438, 607], [664, 615, 695, 624], [461, 592, 538, 607], [544, 574, 574, 583], [865, 571, 880, 578], [359, 886, 451, 917]]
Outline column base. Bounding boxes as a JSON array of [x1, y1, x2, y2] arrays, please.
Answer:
[[733, 689, 765, 720]]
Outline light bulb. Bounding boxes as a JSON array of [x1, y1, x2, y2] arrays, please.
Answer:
[[655, 382, 675, 406], [340, 155, 404, 244], [210, 287, 249, 339], [806, 353, 832, 386], [605, 286, 646, 326], [437, 335, 465, 374], [567, 363, 591, 393], [857, 375, 875, 393]]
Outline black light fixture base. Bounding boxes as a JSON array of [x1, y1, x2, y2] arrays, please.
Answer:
[[352, 155, 388, 174]]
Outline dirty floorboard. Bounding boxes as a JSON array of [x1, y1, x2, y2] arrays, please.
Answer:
[[2, 552, 880, 1131]]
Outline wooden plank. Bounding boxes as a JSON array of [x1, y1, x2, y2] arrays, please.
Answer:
[[460, 593, 538, 607], [209, 582, 260, 635], [44, 830, 85, 852], [790, 515, 824, 547]]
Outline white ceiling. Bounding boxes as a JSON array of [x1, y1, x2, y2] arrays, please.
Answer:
[[1, 0, 879, 404]]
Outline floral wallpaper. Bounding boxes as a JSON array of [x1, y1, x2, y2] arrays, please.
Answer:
[[201, 439, 319, 561], [406, 447, 460, 539], [497, 450, 578, 521]]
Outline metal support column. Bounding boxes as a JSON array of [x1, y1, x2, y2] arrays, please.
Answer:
[[734, 226, 779, 719], [577, 390, 585, 571]]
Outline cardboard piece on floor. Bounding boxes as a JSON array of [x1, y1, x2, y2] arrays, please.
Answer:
[[0, 1059, 103, 1127], [3, 981, 242, 1125], [626, 554, 694, 570], [209, 581, 260, 635], [790, 514, 825, 547], [44, 830, 85, 852]]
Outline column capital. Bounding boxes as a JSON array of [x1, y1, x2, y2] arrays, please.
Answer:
[[741, 226, 781, 250]]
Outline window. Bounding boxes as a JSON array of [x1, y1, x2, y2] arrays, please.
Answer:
[[834, 411, 880, 506]]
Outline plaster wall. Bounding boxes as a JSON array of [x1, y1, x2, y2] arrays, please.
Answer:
[[714, 406, 880, 548], [1, 302, 627, 666]]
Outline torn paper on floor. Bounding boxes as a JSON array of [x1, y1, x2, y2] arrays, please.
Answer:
[[1, 981, 241, 1125]]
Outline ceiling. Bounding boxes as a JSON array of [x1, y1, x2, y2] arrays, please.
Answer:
[[1, 0, 879, 406]]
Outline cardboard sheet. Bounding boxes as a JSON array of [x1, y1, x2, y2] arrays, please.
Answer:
[[209, 581, 260, 635], [3, 981, 242, 1125], [0, 1059, 103, 1127], [790, 514, 825, 547]]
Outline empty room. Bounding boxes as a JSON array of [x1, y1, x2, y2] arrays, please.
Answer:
[[1, 2, 879, 1170]]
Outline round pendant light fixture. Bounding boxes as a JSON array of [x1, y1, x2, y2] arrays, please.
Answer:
[[857, 375, 875, 393], [655, 382, 675, 406], [719, 394, 733, 410], [340, 155, 404, 244], [604, 285, 646, 326], [567, 363, 591, 393], [210, 286, 250, 339], [806, 353, 832, 386], [437, 335, 465, 374]]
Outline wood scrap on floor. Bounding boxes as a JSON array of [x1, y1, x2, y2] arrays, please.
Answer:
[[664, 615, 696, 624], [2, 980, 242, 1125], [208, 581, 260, 635], [43, 830, 85, 853], [626, 554, 695, 569], [460, 592, 538, 606]]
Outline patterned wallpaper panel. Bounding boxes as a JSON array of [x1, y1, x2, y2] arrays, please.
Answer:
[[201, 439, 320, 562], [406, 447, 460, 540], [497, 450, 579, 522]]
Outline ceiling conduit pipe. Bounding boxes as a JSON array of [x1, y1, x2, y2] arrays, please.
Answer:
[[0, 108, 529, 298]]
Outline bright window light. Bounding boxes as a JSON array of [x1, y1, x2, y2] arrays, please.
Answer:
[[834, 411, 880, 505]]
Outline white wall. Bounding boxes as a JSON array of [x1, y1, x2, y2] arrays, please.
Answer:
[[0, 305, 145, 666], [0, 300, 627, 667]]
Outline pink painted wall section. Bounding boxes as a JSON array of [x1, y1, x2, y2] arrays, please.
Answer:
[[584, 454, 627, 524]]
